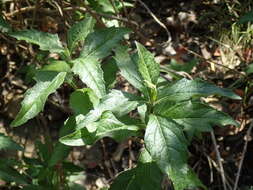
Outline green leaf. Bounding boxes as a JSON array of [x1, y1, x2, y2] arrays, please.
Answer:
[[136, 42, 160, 85], [70, 88, 98, 115], [0, 133, 23, 151], [41, 60, 71, 73], [11, 71, 66, 127], [144, 115, 205, 190], [48, 142, 71, 167], [67, 16, 96, 53], [238, 9, 253, 24], [157, 78, 241, 103], [60, 111, 140, 146], [0, 15, 11, 33], [246, 63, 253, 75], [154, 100, 239, 140], [76, 89, 141, 130], [72, 57, 106, 98], [167, 58, 197, 73], [10, 29, 64, 53], [102, 58, 118, 89], [0, 161, 28, 184], [114, 46, 148, 94], [110, 149, 163, 190], [80, 27, 130, 59]]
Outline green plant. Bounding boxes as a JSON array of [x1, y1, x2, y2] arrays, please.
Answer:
[[0, 14, 241, 190]]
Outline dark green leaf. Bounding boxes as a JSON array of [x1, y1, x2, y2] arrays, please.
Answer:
[[70, 89, 98, 115], [114, 46, 148, 95], [157, 78, 241, 103], [0, 133, 23, 151], [136, 42, 160, 85], [155, 100, 239, 132], [60, 111, 140, 146], [48, 142, 71, 167], [10, 29, 64, 53], [67, 16, 95, 53], [238, 9, 253, 24], [246, 63, 253, 75], [72, 57, 106, 98], [155, 100, 239, 141], [144, 115, 205, 190], [102, 58, 118, 89], [0, 164, 28, 184], [80, 27, 130, 59], [11, 71, 66, 127], [110, 149, 163, 190], [0, 15, 11, 33]]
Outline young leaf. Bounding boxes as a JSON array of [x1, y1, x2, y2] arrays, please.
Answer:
[[61, 111, 140, 146], [0, 133, 24, 151], [157, 78, 241, 103], [136, 42, 160, 85], [80, 27, 130, 59], [11, 71, 66, 127], [10, 29, 64, 53], [72, 57, 106, 98], [114, 46, 148, 95], [144, 115, 205, 190], [110, 148, 163, 190], [67, 16, 96, 53]]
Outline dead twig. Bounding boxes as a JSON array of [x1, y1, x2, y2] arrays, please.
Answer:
[[183, 47, 248, 79], [233, 120, 253, 190], [210, 131, 228, 190], [136, 0, 172, 44]]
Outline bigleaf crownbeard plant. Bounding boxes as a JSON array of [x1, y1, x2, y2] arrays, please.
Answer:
[[1, 15, 241, 190]]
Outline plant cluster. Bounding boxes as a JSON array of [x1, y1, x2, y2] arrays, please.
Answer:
[[0, 8, 242, 190]]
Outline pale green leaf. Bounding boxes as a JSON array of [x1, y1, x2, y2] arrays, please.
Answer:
[[72, 57, 106, 98], [67, 16, 96, 53], [157, 78, 241, 103], [11, 72, 66, 127], [41, 60, 71, 73], [136, 42, 160, 85], [60, 111, 140, 146], [80, 27, 130, 59], [10, 29, 64, 53], [0, 133, 23, 151]]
